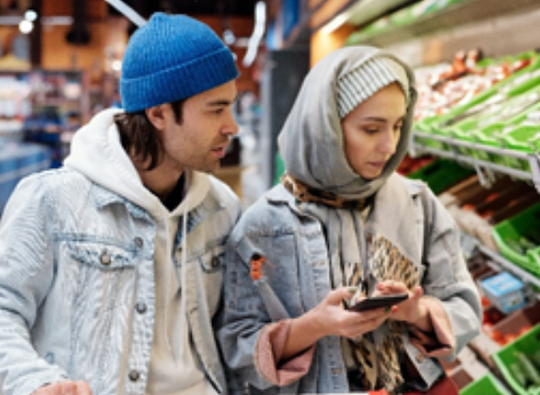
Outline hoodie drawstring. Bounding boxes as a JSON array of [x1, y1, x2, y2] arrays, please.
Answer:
[[161, 197, 189, 359]]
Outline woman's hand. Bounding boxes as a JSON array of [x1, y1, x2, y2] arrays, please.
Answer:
[[32, 381, 92, 395], [311, 287, 394, 340], [282, 287, 394, 360], [374, 280, 433, 332]]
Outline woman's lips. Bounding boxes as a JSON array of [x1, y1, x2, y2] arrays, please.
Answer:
[[369, 161, 386, 169]]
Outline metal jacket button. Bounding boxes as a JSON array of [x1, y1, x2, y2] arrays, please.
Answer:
[[211, 256, 220, 267], [135, 302, 147, 314], [134, 237, 144, 248], [100, 252, 111, 266], [129, 370, 140, 381]]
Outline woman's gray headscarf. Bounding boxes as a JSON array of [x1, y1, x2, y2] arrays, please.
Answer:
[[277, 46, 417, 200]]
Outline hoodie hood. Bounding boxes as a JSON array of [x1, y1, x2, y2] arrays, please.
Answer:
[[64, 108, 210, 218], [278, 46, 417, 200]]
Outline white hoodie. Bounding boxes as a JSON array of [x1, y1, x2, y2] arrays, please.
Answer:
[[64, 109, 217, 395]]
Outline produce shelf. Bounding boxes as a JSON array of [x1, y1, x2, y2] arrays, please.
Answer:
[[479, 248, 540, 298], [410, 131, 540, 192], [346, 0, 540, 47], [460, 232, 540, 298], [460, 372, 512, 395], [492, 324, 540, 395]]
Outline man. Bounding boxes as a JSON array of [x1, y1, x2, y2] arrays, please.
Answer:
[[0, 12, 240, 395]]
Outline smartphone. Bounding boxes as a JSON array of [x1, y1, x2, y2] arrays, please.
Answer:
[[349, 293, 409, 312]]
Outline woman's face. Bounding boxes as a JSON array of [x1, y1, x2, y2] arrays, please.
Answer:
[[340, 82, 407, 180]]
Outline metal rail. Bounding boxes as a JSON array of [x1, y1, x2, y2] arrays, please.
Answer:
[[410, 131, 540, 192]]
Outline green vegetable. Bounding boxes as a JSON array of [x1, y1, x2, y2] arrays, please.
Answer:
[[510, 361, 528, 387], [506, 238, 525, 254], [532, 349, 540, 369], [519, 236, 537, 250], [529, 385, 540, 395], [515, 350, 540, 385]]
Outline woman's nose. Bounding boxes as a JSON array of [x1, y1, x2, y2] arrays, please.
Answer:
[[379, 129, 398, 154]]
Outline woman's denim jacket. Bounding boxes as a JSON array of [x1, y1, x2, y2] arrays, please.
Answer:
[[0, 168, 241, 395], [218, 182, 481, 394]]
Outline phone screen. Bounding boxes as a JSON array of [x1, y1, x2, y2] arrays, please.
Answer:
[[349, 293, 409, 312]]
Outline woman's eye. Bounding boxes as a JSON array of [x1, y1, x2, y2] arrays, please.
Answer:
[[364, 128, 379, 134]]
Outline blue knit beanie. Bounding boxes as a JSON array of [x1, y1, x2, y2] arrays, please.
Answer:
[[120, 12, 239, 113]]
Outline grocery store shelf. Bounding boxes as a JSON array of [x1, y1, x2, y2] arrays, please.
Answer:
[[410, 131, 540, 193], [462, 233, 540, 299], [345, 0, 412, 27], [349, 0, 540, 47], [480, 246, 540, 304]]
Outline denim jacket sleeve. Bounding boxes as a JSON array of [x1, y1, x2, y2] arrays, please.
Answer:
[[0, 175, 69, 395], [217, 234, 286, 392], [416, 186, 482, 360], [217, 195, 316, 393]]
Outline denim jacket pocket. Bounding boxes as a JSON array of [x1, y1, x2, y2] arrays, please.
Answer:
[[198, 244, 225, 274], [64, 240, 138, 311], [196, 244, 225, 316], [67, 240, 137, 271], [61, 240, 138, 381]]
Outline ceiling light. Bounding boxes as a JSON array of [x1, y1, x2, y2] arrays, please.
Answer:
[[223, 29, 236, 45], [243, 1, 266, 67], [112, 60, 122, 71], [105, 0, 146, 27], [19, 20, 34, 34], [24, 10, 38, 22], [320, 12, 350, 35]]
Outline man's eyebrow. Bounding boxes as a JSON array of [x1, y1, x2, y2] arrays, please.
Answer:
[[206, 95, 239, 107]]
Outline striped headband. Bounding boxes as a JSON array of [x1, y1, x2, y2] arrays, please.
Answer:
[[337, 56, 410, 119]]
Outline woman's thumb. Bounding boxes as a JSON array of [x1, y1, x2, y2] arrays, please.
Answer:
[[327, 286, 357, 304]]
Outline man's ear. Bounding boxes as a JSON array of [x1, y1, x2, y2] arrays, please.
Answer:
[[145, 104, 168, 130]]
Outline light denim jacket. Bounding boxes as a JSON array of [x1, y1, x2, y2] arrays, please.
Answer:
[[218, 181, 481, 394], [0, 168, 241, 395]]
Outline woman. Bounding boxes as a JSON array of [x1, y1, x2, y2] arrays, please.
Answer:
[[217, 46, 481, 394]]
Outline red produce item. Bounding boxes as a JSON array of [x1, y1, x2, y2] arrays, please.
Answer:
[[519, 325, 533, 336], [503, 333, 518, 345]]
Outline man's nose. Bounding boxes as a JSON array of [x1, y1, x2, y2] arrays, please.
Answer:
[[223, 109, 239, 136]]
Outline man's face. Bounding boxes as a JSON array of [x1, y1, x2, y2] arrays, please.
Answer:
[[159, 80, 238, 174]]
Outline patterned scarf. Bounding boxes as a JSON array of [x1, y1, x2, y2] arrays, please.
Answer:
[[282, 173, 420, 395]]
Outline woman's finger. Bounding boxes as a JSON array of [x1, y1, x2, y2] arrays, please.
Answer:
[[377, 280, 408, 293], [74, 381, 93, 395], [326, 286, 357, 306], [32, 381, 93, 395]]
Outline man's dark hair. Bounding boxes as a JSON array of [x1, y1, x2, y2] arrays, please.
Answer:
[[113, 98, 186, 171]]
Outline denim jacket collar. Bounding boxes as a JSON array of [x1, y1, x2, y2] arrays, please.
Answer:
[[265, 184, 302, 213], [91, 177, 227, 237], [267, 175, 425, 206], [174, 191, 227, 247], [92, 183, 153, 221]]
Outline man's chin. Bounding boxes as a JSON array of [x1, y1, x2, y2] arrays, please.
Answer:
[[198, 162, 221, 175]]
